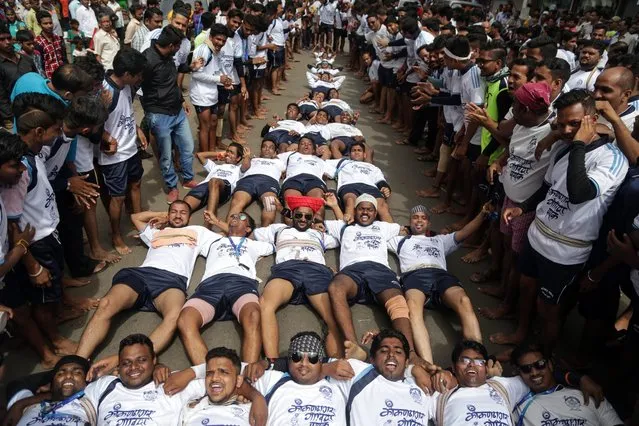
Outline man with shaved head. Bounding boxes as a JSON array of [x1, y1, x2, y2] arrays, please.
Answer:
[[593, 66, 639, 165]]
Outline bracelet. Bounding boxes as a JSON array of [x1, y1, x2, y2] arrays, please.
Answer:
[[28, 265, 44, 278], [15, 240, 29, 254], [586, 270, 598, 283]]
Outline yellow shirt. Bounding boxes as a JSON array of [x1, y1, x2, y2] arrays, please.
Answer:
[[25, 9, 42, 36]]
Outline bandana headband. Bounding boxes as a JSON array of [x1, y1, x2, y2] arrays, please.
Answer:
[[443, 47, 471, 61], [288, 333, 325, 358]]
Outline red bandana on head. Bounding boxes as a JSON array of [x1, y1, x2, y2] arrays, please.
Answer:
[[286, 196, 325, 214]]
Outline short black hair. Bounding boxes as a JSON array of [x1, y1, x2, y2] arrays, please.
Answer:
[[65, 96, 108, 130], [248, 2, 264, 13], [481, 40, 507, 62], [228, 8, 243, 20], [143, 7, 163, 22], [348, 141, 366, 153], [156, 25, 184, 47], [593, 22, 607, 32], [467, 31, 488, 46], [286, 102, 300, 113], [554, 89, 597, 115], [129, 3, 144, 15], [218, 0, 232, 11], [244, 13, 269, 33], [510, 342, 550, 367], [200, 12, 215, 30], [228, 141, 244, 162], [561, 30, 577, 43], [205, 347, 242, 374], [74, 53, 105, 84], [511, 57, 538, 81], [113, 47, 147, 77], [451, 340, 488, 364], [527, 35, 558, 59], [0, 132, 28, 166], [0, 22, 9, 36], [581, 39, 606, 55], [209, 23, 230, 38], [421, 18, 440, 33], [400, 16, 418, 34], [16, 29, 34, 42], [172, 6, 190, 19], [36, 10, 52, 24], [370, 329, 410, 358], [118, 333, 156, 358], [538, 57, 571, 84], [52, 64, 95, 93], [168, 199, 192, 215], [13, 92, 66, 134]]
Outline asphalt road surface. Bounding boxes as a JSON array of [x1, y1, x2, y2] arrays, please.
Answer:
[[2, 51, 594, 385]]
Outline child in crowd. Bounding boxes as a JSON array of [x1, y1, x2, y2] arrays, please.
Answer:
[[65, 19, 82, 56], [16, 29, 44, 76], [72, 37, 88, 60]]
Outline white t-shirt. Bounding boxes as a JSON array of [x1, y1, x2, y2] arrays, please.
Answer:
[[406, 30, 434, 84], [267, 18, 285, 47], [241, 157, 286, 182], [253, 224, 338, 265], [514, 387, 623, 426], [325, 123, 363, 138], [142, 28, 191, 68], [388, 233, 459, 272], [319, 1, 336, 25], [139, 225, 214, 280], [16, 396, 92, 426], [304, 123, 332, 141], [430, 377, 529, 426], [528, 141, 628, 264], [326, 159, 386, 191], [201, 160, 241, 190], [268, 119, 306, 135], [460, 64, 485, 146], [179, 391, 252, 426], [248, 32, 268, 70], [220, 32, 242, 85], [331, 359, 433, 426], [567, 67, 601, 92], [441, 68, 463, 128], [100, 80, 137, 166], [201, 233, 274, 280], [189, 44, 223, 107], [84, 376, 203, 426], [325, 220, 401, 269], [253, 370, 347, 426], [74, 134, 96, 173], [501, 117, 553, 203], [279, 151, 334, 182], [39, 135, 73, 181]]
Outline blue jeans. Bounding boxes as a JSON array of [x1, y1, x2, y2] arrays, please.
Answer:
[[147, 109, 194, 189]]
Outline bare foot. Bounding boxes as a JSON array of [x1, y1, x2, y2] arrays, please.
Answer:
[[65, 295, 100, 312], [478, 304, 514, 320], [254, 113, 266, 119], [376, 117, 391, 124], [470, 268, 500, 283], [62, 277, 90, 288], [461, 248, 489, 264], [113, 238, 132, 256], [90, 248, 121, 264], [477, 286, 505, 299], [422, 168, 437, 177], [416, 188, 441, 198], [489, 332, 524, 346], [344, 340, 368, 361], [56, 306, 85, 323], [41, 355, 61, 370], [430, 203, 451, 215], [231, 135, 247, 144], [92, 261, 108, 274], [53, 338, 78, 356]]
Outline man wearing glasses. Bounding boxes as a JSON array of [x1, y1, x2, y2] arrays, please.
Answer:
[[253, 195, 342, 360], [177, 211, 274, 365], [432, 340, 606, 426], [510, 343, 622, 426]]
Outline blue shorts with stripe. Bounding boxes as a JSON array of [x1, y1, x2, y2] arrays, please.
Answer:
[[267, 260, 334, 304], [112, 266, 187, 312], [337, 261, 400, 305], [189, 273, 259, 321]]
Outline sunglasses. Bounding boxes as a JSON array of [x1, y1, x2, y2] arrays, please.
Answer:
[[294, 213, 314, 221], [230, 213, 248, 221], [458, 356, 486, 366], [290, 352, 320, 364], [518, 358, 548, 374]]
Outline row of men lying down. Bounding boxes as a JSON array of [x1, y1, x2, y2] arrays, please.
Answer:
[[4, 331, 621, 425]]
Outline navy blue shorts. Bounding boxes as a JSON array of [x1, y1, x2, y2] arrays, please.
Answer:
[[400, 81, 416, 94], [185, 179, 232, 211], [518, 241, 584, 305], [338, 183, 382, 200], [323, 105, 343, 119], [218, 84, 240, 105], [194, 104, 218, 114], [190, 273, 259, 321], [443, 123, 455, 147], [468, 143, 481, 163], [299, 104, 317, 120], [332, 136, 358, 153], [319, 23, 333, 34], [267, 260, 334, 304], [401, 268, 460, 308], [281, 173, 327, 194], [2, 233, 64, 307], [250, 65, 266, 79], [378, 65, 396, 88], [234, 175, 280, 200], [100, 153, 144, 197], [112, 266, 187, 312], [305, 132, 327, 147], [264, 129, 301, 147], [268, 47, 285, 69], [338, 261, 400, 305]]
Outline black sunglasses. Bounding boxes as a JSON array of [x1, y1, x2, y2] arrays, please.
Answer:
[[290, 352, 320, 364], [294, 212, 314, 221], [518, 358, 548, 374]]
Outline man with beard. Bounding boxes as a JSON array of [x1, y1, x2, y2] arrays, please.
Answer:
[[254, 195, 341, 359], [510, 343, 622, 425], [567, 40, 605, 92], [326, 195, 429, 367], [84, 334, 266, 426], [178, 211, 273, 364], [6, 356, 94, 425], [178, 347, 253, 425], [395, 204, 488, 362], [75, 201, 216, 378]]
